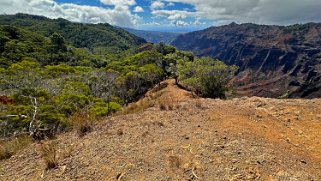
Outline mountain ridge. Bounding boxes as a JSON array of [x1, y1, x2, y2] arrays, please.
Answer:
[[172, 22, 321, 98], [0, 13, 146, 52], [1, 79, 321, 180]]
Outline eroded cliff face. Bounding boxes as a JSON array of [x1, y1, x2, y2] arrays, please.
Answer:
[[172, 23, 321, 98]]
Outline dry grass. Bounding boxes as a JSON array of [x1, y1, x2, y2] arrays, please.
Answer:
[[61, 144, 74, 159], [168, 155, 181, 169], [40, 142, 58, 170], [0, 135, 32, 160], [148, 82, 168, 94], [116, 82, 171, 116], [195, 99, 205, 109], [69, 112, 95, 137], [120, 99, 155, 115], [117, 91, 164, 115], [158, 95, 176, 111]]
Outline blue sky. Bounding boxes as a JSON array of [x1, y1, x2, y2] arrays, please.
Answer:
[[1, 0, 321, 32], [53, 0, 212, 32]]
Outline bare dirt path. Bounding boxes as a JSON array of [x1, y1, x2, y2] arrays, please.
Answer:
[[1, 80, 320, 180]]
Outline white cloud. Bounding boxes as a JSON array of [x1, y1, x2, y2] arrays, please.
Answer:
[[161, 0, 321, 25], [133, 6, 144, 13], [173, 20, 189, 26], [99, 0, 136, 6], [192, 19, 206, 25], [152, 9, 202, 20], [167, 2, 175, 7], [1, 0, 320, 32], [0, 0, 140, 27], [151, 1, 165, 10], [142, 21, 161, 26]]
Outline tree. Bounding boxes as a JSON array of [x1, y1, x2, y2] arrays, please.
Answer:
[[154, 42, 176, 55], [1, 60, 42, 94], [139, 64, 164, 85], [166, 62, 178, 84], [50, 32, 67, 53], [90, 70, 118, 116]]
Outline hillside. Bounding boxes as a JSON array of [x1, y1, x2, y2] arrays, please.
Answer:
[[172, 23, 321, 98], [1, 80, 320, 180], [0, 14, 146, 53], [123, 28, 180, 44]]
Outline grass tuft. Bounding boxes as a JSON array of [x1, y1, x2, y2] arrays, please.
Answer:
[[40, 142, 58, 170], [0, 135, 32, 160], [69, 112, 95, 137]]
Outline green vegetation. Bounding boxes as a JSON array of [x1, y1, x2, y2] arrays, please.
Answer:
[[0, 14, 237, 145], [177, 57, 238, 99], [0, 14, 146, 54], [0, 26, 175, 138]]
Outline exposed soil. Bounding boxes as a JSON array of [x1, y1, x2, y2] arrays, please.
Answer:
[[1, 79, 320, 180]]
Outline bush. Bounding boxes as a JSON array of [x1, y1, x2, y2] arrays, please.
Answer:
[[177, 57, 238, 99], [201, 75, 228, 99], [90, 102, 121, 116]]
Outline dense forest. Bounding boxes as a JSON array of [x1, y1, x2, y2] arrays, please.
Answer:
[[0, 14, 236, 141], [0, 14, 146, 53]]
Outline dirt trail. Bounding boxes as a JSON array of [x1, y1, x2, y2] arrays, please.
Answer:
[[1, 79, 320, 180]]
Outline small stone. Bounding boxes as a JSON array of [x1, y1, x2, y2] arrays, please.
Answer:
[[60, 166, 67, 173], [300, 160, 307, 164], [117, 129, 124, 136]]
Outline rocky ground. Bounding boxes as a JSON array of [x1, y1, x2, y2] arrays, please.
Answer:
[[0, 80, 320, 180]]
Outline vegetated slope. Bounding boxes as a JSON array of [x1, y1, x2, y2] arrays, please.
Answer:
[[1, 80, 321, 180], [0, 13, 146, 52], [172, 23, 321, 98], [123, 27, 181, 44]]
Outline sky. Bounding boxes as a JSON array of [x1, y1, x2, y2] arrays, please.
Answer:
[[0, 0, 321, 32]]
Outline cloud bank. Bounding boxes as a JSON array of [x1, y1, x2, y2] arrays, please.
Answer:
[[0, 0, 321, 31], [160, 0, 321, 25], [0, 0, 139, 27]]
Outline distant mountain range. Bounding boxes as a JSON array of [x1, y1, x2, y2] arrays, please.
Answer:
[[123, 27, 181, 44], [172, 22, 321, 98]]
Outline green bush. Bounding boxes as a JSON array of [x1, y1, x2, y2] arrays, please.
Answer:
[[177, 57, 238, 99], [90, 102, 121, 116]]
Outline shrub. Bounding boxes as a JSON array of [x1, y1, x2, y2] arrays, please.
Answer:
[[201, 75, 228, 99], [177, 57, 238, 99], [90, 102, 121, 117]]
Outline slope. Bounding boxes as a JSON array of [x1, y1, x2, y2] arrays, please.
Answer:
[[172, 23, 321, 98], [0, 80, 321, 180], [0, 13, 146, 53]]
